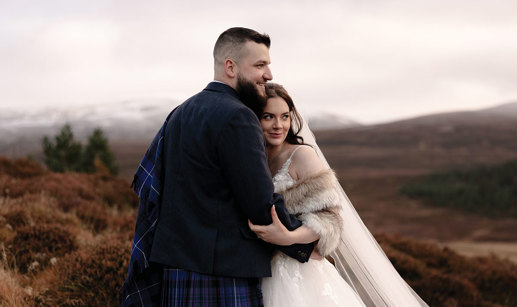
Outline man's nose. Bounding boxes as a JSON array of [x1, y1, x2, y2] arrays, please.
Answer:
[[264, 66, 273, 81]]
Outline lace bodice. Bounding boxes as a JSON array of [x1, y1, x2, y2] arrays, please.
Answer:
[[272, 147, 303, 192]]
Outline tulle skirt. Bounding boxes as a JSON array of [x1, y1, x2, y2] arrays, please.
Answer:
[[262, 252, 366, 306]]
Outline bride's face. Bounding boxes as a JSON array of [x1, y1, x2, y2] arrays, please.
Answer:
[[260, 96, 291, 147]]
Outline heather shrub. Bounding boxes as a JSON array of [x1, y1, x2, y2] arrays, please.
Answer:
[[0, 173, 97, 201], [40, 237, 131, 306], [415, 271, 478, 307], [29, 204, 79, 230], [0, 157, 46, 179], [469, 256, 517, 306], [3, 208, 31, 230], [378, 233, 472, 274], [0, 176, 21, 199], [377, 237, 462, 305], [1, 196, 79, 232], [8, 225, 77, 273], [0, 227, 15, 244], [0, 159, 136, 210], [57, 197, 84, 212], [109, 212, 137, 240], [75, 201, 108, 233], [39, 173, 98, 201], [376, 233, 517, 306], [92, 174, 138, 208], [2, 155, 515, 306]]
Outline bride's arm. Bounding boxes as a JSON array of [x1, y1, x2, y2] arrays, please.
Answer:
[[289, 224, 321, 244], [288, 146, 344, 257], [289, 145, 325, 181]]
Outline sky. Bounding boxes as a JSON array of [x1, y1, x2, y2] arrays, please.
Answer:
[[1, 0, 516, 124]]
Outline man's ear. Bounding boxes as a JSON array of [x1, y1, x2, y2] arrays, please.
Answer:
[[224, 59, 237, 78]]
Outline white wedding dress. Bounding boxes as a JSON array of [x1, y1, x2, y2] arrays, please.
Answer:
[[261, 152, 365, 307]]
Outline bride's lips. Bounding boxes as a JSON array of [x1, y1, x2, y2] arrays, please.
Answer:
[[268, 132, 283, 138]]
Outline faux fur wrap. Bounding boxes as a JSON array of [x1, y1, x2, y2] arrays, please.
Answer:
[[278, 169, 343, 256]]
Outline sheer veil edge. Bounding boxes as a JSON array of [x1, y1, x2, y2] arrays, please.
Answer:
[[298, 115, 428, 307]]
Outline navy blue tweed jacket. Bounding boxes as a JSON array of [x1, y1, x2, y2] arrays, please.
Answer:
[[120, 82, 313, 306], [150, 82, 312, 276]]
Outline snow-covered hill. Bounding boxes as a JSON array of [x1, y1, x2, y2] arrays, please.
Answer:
[[306, 113, 361, 131], [0, 99, 359, 157], [0, 99, 179, 156]]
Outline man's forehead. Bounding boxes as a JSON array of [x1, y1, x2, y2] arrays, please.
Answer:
[[240, 41, 270, 61]]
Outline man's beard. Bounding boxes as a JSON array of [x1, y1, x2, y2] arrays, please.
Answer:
[[236, 75, 267, 118]]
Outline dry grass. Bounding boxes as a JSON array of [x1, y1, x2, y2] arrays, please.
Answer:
[[1, 156, 516, 306], [0, 243, 28, 307], [0, 268, 28, 307]]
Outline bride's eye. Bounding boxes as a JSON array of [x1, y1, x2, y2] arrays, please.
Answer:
[[263, 114, 273, 120]]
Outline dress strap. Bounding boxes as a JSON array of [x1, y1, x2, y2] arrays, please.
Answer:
[[273, 146, 306, 179], [287, 146, 304, 161], [283, 146, 305, 172]]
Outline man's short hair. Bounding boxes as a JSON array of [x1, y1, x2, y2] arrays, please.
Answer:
[[213, 27, 270, 65]]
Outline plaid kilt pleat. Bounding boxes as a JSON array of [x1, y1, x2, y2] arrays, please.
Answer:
[[161, 268, 263, 307]]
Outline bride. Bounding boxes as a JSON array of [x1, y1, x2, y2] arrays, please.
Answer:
[[249, 83, 428, 307]]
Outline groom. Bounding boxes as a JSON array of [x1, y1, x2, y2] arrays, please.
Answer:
[[143, 27, 314, 306]]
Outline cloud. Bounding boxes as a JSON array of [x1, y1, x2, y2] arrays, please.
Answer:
[[1, 0, 516, 123]]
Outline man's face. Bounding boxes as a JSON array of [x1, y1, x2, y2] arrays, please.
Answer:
[[235, 41, 273, 98], [236, 74, 266, 118]]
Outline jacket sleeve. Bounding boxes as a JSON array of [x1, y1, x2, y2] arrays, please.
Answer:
[[217, 107, 313, 262]]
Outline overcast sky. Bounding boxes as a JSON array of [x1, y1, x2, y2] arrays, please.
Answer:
[[1, 0, 516, 124]]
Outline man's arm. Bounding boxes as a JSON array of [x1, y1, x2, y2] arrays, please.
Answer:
[[217, 107, 314, 262]]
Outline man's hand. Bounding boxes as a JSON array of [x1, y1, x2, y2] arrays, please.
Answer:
[[248, 206, 293, 246]]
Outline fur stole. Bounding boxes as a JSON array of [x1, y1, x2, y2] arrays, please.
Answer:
[[278, 169, 343, 256]]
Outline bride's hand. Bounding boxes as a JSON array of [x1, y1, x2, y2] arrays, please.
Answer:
[[248, 206, 293, 246]]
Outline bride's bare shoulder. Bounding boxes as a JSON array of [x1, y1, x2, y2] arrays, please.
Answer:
[[289, 145, 325, 180]]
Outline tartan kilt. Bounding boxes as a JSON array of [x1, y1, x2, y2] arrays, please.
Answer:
[[161, 267, 264, 307]]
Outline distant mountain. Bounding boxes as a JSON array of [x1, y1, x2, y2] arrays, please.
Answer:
[[384, 101, 517, 127], [0, 99, 179, 157], [0, 99, 358, 157], [306, 113, 361, 131], [479, 101, 517, 117], [315, 101, 517, 179], [3, 100, 517, 180]]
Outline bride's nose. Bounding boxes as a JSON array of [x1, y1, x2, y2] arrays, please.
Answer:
[[272, 118, 281, 129]]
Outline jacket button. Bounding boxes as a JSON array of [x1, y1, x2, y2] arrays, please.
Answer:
[[297, 251, 307, 258]]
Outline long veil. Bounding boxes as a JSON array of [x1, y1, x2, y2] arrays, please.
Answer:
[[298, 116, 428, 307]]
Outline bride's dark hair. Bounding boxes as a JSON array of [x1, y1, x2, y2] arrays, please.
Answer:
[[264, 83, 305, 145]]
